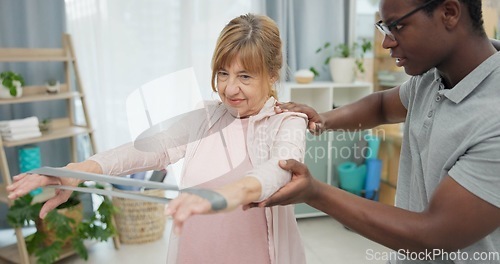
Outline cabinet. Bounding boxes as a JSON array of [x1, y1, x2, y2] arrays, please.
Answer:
[[281, 82, 373, 218], [0, 34, 118, 263]]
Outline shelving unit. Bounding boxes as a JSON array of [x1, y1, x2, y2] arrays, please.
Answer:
[[0, 34, 118, 263], [282, 81, 373, 218]]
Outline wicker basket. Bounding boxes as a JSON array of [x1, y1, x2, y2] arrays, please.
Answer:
[[112, 189, 167, 244]]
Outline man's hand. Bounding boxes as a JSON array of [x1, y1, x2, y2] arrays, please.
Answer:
[[256, 159, 319, 207], [275, 102, 325, 135]]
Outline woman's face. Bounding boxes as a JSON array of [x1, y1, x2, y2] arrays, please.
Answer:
[[216, 58, 270, 118]]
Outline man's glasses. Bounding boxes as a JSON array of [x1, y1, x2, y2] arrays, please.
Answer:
[[375, 0, 440, 41]]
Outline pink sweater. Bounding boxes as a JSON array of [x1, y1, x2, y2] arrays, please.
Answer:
[[90, 98, 307, 264]]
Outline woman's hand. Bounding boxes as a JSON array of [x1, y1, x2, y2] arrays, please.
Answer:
[[166, 177, 262, 234], [275, 101, 325, 135], [6, 160, 102, 219]]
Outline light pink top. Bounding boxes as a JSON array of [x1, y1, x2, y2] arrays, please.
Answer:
[[89, 98, 307, 264]]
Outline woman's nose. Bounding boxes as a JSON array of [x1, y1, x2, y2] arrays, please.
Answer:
[[225, 77, 240, 95]]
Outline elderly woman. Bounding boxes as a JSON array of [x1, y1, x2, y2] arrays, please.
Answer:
[[8, 14, 307, 264]]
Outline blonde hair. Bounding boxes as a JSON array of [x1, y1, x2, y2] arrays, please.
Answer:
[[211, 13, 282, 99]]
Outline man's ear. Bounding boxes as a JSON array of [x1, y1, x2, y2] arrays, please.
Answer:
[[440, 0, 461, 30]]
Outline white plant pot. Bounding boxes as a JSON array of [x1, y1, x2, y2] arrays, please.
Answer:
[[329, 57, 356, 83], [46, 81, 60, 94], [0, 84, 23, 99]]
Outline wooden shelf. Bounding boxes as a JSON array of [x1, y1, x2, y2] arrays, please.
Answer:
[[0, 33, 116, 264], [0, 48, 72, 62], [0, 89, 80, 105], [2, 126, 92, 148], [0, 183, 8, 204]]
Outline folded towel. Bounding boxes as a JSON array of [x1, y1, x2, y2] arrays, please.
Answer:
[[2, 131, 42, 141], [0, 116, 39, 129], [0, 126, 40, 135]]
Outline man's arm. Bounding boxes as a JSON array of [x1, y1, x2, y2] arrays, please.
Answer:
[[321, 86, 406, 130], [267, 160, 500, 252]]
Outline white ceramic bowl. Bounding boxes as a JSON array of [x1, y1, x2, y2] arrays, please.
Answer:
[[294, 69, 314, 84]]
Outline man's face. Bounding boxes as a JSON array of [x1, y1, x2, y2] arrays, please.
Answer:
[[378, 0, 449, 76]]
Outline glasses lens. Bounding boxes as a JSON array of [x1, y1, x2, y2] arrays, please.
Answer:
[[375, 21, 395, 41]]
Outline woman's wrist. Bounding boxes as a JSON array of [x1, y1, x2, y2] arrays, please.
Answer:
[[64, 160, 104, 185], [216, 176, 262, 210]]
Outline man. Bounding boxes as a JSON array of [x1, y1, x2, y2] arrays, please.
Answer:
[[264, 0, 500, 263]]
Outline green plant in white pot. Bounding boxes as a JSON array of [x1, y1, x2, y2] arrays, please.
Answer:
[[0, 71, 25, 98], [310, 39, 372, 83]]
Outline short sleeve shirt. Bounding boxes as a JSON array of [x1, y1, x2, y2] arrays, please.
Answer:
[[394, 52, 500, 263]]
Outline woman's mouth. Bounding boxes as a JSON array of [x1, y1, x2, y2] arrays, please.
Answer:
[[227, 98, 245, 105]]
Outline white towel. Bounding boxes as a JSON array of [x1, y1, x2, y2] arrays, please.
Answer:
[[0, 116, 39, 129], [0, 126, 40, 135], [2, 131, 42, 141]]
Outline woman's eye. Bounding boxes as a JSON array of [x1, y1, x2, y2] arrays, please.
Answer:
[[239, 75, 252, 84], [217, 71, 229, 80]]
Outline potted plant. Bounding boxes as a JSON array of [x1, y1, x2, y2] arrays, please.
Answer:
[[0, 71, 25, 98], [7, 183, 118, 264], [46, 79, 60, 94], [310, 39, 372, 83]]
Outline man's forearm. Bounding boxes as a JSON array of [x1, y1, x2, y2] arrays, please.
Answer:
[[306, 183, 433, 252], [321, 92, 389, 131], [321, 86, 406, 131]]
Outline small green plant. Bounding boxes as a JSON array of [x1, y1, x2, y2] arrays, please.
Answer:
[[310, 39, 372, 77], [7, 183, 118, 264], [0, 71, 25, 96], [47, 79, 58, 86]]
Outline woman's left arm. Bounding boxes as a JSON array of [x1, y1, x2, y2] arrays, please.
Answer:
[[165, 115, 307, 233]]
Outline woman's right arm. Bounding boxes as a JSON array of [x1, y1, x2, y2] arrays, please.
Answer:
[[7, 110, 197, 218]]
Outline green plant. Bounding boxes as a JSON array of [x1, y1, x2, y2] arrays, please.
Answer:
[[47, 79, 58, 86], [310, 39, 372, 77], [7, 183, 118, 264], [0, 71, 25, 96]]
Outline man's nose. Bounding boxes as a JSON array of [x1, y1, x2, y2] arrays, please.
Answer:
[[381, 34, 397, 50]]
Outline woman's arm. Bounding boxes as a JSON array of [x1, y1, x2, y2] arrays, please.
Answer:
[[166, 114, 307, 232]]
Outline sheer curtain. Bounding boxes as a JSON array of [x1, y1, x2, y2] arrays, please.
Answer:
[[64, 0, 264, 153], [265, 0, 346, 81]]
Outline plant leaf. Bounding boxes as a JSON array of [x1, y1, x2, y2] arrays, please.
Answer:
[[71, 237, 88, 260], [35, 241, 63, 264], [309, 67, 320, 77], [7, 195, 41, 227]]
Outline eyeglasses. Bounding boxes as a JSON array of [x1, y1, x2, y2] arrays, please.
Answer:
[[375, 0, 439, 41]]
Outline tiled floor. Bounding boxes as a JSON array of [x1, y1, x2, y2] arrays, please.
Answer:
[[0, 216, 391, 264]]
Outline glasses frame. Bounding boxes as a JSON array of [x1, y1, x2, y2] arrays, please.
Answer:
[[375, 0, 440, 41]]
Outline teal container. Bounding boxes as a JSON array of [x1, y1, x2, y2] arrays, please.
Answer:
[[364, 134, 381, 160], [364, 159, 382, 200], [18, 145, 41, 173], [18, 145, 42, 196], [337, 162, 367, 196]]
